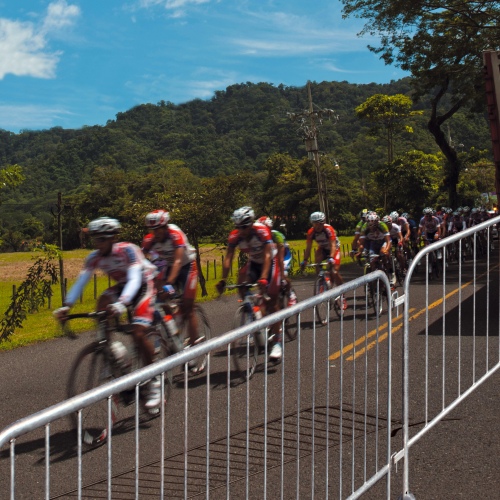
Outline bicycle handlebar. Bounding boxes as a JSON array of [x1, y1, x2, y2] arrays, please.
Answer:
[[225, 282, 259, 290]]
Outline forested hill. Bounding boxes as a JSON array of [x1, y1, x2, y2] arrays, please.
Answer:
[[0, 78, 493, 248]]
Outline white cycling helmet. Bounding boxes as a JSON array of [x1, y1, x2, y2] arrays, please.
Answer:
[[258, 216, 273, 228], [389, 211, 399, 220], [310, 211, 326, 223], [231, 206, 255, 227], [367, 212, 379, 223], [423, 207, 433, 215], [88, 217, 121, 237], [145, 209, 170, 229], [382, 215, 392, 224]]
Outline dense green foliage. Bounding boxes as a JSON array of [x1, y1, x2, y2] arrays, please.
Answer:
[[341, 0, 500, 206], [0, 78, 494, 250]]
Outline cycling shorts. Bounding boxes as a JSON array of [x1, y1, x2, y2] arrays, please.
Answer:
[[166, 261, 198, 301], [104, 281, 155, 327], [316, 247, 341, 266], [240, 257, 280, 297]]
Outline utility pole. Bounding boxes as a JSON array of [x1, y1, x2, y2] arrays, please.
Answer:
[[287, 81, 338, 221], [52, 193, 65, 305]]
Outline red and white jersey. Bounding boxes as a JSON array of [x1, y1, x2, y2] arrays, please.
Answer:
[[65, 242, 156, 306], [142, 224, 196, 268], [306, 223, 336, 250], [228, 222, 276, 264], [83, 242, 155, 283]]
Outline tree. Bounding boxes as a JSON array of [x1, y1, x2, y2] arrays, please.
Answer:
[[372, 150, 442, 214], [341, 0, 500, 205], [355, 94, 423, 164], [0, 164, 25, 204]]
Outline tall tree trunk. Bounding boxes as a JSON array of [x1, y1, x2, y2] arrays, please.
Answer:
[[427, 82, 464, 207]]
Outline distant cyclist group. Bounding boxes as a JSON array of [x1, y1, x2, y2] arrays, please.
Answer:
[[351, 205, 495, 285], [53, 203, 496, 411]]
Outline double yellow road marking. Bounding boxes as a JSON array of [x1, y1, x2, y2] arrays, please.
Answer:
[[329, 269, 485, 362]]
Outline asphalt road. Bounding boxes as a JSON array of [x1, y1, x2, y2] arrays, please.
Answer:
[[1, 255, 499, 499]]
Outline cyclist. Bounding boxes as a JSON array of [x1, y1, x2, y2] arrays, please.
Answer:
[[382, 215, 404, 284], [53, 217, 161, 410], [448, 210, 466, 234], [301, 211, 347, 310], [142, 210, 204, 362], [258, 215, 291, 275], [418, 207, 442, 243], [216, 207, 283, 362], [357, 212, 392, 275], [258, 216, 297, 307], [351, 208, 369, 254]]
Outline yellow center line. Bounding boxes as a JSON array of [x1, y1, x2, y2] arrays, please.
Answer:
[[329, 263, 497, 363]]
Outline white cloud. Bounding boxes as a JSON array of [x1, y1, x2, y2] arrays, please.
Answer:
[[42, 0, 80, 32], [0, 104, 73, 131], [0, 1, 80, 80], [137, 0, 210, 17]]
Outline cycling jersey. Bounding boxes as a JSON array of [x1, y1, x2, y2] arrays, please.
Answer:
[[419, 216, 441, 234], [388, 222, 402, 240], [227, 222, 276, 264], [359, 221, 390, 241], [448, 216, 466, 233], [354, 219, 364, 235], [66, 242, 156, 307], [142, 224, 196, 268], [272, 229, 292, 270], [306, 223, 336, 249]]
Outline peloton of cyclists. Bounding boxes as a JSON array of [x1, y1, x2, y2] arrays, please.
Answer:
[[53, 217, 162, 410], [216, 207, 283, 362]]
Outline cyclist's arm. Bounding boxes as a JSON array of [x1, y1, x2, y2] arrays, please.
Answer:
[[276, 242, 285, 280], [119, 263, 143, 305], [382, 234, 391, 254], [260, 243, 272, 281], [302, 238, 313, 264], [64, 269, 93, 307], [165, 246, 184, 285], [221, 246, 235, 281]]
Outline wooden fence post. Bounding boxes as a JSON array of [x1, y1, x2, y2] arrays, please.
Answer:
[[206, 261, 209, 280]]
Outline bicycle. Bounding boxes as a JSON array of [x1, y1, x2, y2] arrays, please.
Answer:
[[389, 244, 406, 287], [306, 262, 345, 324], [64, 310, 172, 447], [420, 236, 442, 280], [154, 291, 211, 377], [362, 255, 390, 316], [226, 283, 278, 381], [278, 283, 299, 341]]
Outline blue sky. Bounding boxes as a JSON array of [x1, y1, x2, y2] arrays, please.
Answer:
[[0, 0, 408, 133]]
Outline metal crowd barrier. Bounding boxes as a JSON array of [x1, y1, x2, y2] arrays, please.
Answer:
[[395, 215, 500, 499], [0, 271, 394, 499]]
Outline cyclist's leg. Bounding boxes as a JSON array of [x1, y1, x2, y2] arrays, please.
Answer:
[[129, 282, 161, 408], [266, 258, 283, 361], [175, 261, 200, 345]]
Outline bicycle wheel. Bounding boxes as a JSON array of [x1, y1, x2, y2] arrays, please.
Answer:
[[333, 295, 345, 318], [280, 288, 298, 341], [395, 260, 405, 286], [370, 280, 387, 316], [232, 306, 259, 381], [67, 342, 118, 447], [177, 305, 211, 376], [313, 276, 329, 325]]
